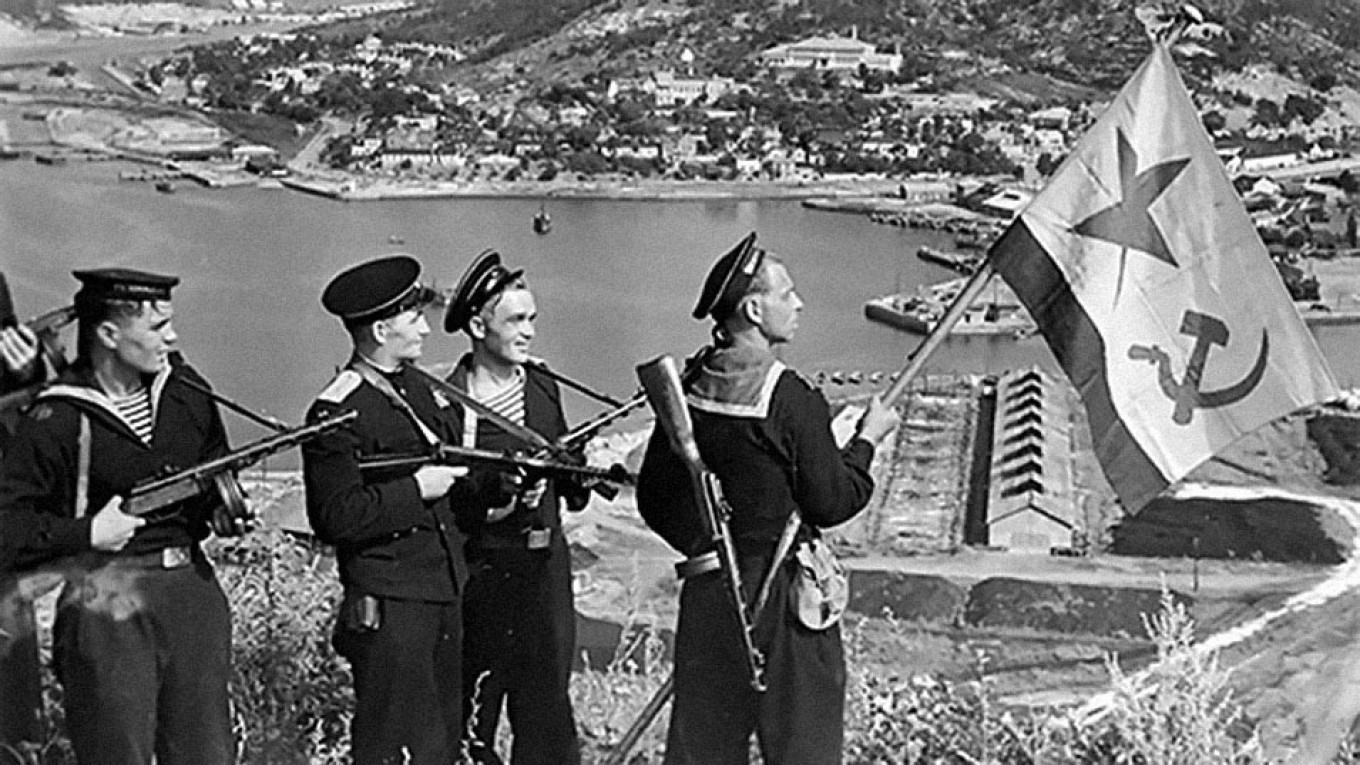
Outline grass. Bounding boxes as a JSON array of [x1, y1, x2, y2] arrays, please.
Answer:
[[7, 533, 1356, 764]]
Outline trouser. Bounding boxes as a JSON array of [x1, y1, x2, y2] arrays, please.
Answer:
[[53, 549, 234, 765], [334, 596, 462, 765], [664, 562, 846, 765], [0, 573, 42, 752], [462, 541, 579, 765]]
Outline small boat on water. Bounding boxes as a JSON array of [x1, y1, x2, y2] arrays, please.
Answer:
[[916, 246, 982, 275], [388, 234, 405, 245], [155, 180, 175, 194], [532, 205, 552, 235]]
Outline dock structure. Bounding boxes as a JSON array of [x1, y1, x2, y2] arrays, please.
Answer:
[[983, 368, 1080, 552]]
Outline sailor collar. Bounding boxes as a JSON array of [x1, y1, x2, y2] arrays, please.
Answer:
[[686, 347, 786, 420], [37, 363, 174, 446]]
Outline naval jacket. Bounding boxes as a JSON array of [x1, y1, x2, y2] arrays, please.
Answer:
[[0, 357, 229, 573], [637, 345, 876, 560], [302, 361, 470, 602], [446, 356, 590, 552]]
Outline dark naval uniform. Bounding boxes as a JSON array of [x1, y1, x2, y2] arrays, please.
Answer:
[[0, 311, 61, 752], [637, 347, 875, 765], [0, 359, 235, 765], [448, 356, 588, 765], [637, 233, 878, 765], [303, 254, 472, 765], [303, 362, 470, 765]]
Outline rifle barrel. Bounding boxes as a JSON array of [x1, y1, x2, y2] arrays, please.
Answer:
[[358, 445, 634, 485], [556, 393, 648, 449], [27, 305, 76, 336], [526, 358, 625, 408]]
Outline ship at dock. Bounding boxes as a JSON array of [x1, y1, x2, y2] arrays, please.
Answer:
[[867, 275, 1360, 339], [864, 277, 1036, 338]]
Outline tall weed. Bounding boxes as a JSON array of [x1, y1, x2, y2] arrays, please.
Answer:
[[11, 536, 1349, 764]]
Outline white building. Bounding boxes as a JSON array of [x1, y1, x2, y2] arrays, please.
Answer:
[[645, 71, 738, 107], [759, 30, 901, 72]]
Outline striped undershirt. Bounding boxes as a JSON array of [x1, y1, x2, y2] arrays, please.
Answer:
[[111, 387, 154, 444], [481, 375, 526, 425], [461, 368, 528, 448]]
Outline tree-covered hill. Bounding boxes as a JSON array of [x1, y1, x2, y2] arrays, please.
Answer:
[[372, 0, 1360, 100]]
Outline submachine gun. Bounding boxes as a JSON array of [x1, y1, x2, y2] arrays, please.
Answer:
[[357, 442, 634, 487], [405, 364, 635, 498], [126, 410, 357, 523], [637, 354, 766, 690]]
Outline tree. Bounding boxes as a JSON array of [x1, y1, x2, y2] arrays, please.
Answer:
[[1309, 72, 1338, 93], [1251, 98, 1280, 128]]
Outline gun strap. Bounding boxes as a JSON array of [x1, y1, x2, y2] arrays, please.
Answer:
[[349, 360, 440, 447], [417, 365, 557, 454], [75, 413, 90, 519]]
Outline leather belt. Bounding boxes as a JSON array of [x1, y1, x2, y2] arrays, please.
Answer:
[[114, 545, 197, 570]]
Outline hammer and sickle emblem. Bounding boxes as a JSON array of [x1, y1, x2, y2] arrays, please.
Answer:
[[1127, 310, 1270, 425]]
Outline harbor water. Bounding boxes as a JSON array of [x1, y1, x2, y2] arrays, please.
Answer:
[[4, 159, 1358, 457]]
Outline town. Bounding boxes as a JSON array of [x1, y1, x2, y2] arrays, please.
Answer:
[[7, 1, 1360, 761], [5, 1, 1360, 208]]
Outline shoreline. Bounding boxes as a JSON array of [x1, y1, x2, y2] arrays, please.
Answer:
[[278, 172, 926, 202]]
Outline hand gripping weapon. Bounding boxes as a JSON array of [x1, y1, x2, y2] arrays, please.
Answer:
[[608, 328, 932, 763], [124, 410, 357, 521], [0, 273, 76, 414], [406, 364, 633, 498]]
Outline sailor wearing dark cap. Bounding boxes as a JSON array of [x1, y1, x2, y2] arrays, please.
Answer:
[[0, 267, 241, 765], [302, 254, 474, 765], [637, 233, 899, 765], [442, 248, 589, 765]]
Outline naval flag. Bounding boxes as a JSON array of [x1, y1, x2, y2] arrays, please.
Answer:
[[989, 45, 1338, 512]]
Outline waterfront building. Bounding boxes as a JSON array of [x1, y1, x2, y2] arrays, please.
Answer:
[[983, 369, 1080, 553]]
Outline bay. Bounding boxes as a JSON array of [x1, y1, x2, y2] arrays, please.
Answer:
[[0, 160, 1013, 432], [4, 158, 1355, 461]]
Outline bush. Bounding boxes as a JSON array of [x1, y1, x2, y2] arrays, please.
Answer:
[[842, 590, 1267, 764], [214, 530, 351, 763], [12, 539, 1344, 764]]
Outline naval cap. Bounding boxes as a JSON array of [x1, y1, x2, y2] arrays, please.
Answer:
[[73, 268, 179, 311], [692, 232, 765, 321], [443, 249, 525, 334], [321, 254, 435, 326]]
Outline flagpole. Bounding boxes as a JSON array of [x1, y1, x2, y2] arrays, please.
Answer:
[[881, 259, 997, 407]]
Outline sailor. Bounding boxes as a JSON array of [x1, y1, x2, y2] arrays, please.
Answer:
[[442, 249, 590, 765], [636, 233, 899, 765], [0, 268, 241, 765], [302, 255, 477, 764], [0, 280, 62, 754]]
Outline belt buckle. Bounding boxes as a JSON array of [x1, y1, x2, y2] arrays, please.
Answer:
[[526, 528, 551, 550], [161, 546, 191, 569]]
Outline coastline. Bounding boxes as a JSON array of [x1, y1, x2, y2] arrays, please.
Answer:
[[278, 172, 923, 202]]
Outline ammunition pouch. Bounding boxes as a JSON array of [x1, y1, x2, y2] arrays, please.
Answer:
[[789, 537, 848, 631]]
